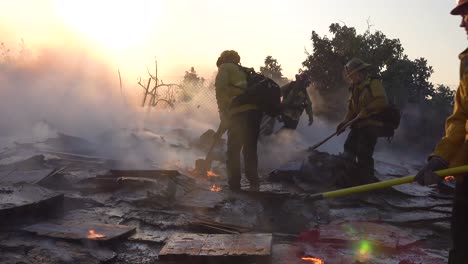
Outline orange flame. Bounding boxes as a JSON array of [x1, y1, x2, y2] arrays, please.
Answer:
[[207, 170, 219, 177], [301, 257, 325, 264], [87, 229, 106, 239], [210, 184, 222, 192], [445, 176, 455, 181]]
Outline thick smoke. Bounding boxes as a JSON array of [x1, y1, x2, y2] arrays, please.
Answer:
[[0, 45, 220, 169], [0, 44, 429, 173], [0, 47, 128, 142]]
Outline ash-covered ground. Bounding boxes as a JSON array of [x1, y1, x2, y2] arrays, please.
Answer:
[[0, 126, 453, 264]]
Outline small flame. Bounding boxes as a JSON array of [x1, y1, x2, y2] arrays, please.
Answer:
[[207, 170, 219, 177], [445, 176, 455, 181], [87, 229, 106, 239], [301, 256, 325, 264], [210, 184, 222, 192]]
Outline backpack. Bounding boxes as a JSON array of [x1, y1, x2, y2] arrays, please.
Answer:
[[364, 80, 401, 137], [376, 103, 401, 131], [230, 66, 282, 117]]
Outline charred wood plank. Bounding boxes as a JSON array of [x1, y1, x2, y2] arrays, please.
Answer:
[[22, 222, 135, 241], [159, 233, 272, 263], [108, 169, 180, 178]]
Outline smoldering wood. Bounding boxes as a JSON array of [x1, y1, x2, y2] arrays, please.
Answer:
[[159, 233, 272, 263], [22, 222, 135, 241], [108, 169, 180, 178], [0, 131, 454, 263], [0, 184, 64, 226], [0, 168, 56, 184]]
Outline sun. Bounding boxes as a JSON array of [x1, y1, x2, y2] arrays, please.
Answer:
[[53, 0, 163, 51]]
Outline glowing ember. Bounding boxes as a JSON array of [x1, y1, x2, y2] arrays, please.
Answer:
[[301, 256, 325, 264], [207, 170, 220, 177], [445, 176, 455, 181], [87, 229, 106, 239], [210, 184, 222, 192]]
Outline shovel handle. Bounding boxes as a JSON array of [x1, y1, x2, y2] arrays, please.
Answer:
[[305, 165, 468, 201], [205, 120, 228, 160], [310, 117, 359, 150]]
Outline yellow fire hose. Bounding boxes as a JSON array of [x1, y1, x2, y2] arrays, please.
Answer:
[[304, 165, 468, 201]]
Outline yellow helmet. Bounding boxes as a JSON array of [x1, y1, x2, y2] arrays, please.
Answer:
[[216, 50, 240, 67], [344, 58, 371, 78]]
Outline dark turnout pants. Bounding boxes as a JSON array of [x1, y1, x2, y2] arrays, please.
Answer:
[[450, 178, 468, 263], [343, 126, 378, 185], [226, 110, 262, 190]]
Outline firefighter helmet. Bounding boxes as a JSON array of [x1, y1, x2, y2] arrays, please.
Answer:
[[344, 58, 371, 78], [451, 0, 468, 15], [217, 50, 240, 66]]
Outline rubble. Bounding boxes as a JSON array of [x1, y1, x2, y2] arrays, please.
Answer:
[[0, 184, 64, 226], [0, 132, 454, 263], [0, 168, 56, 184]]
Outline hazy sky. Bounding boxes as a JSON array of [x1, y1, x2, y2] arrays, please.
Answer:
[[0, 0, 465, 86]]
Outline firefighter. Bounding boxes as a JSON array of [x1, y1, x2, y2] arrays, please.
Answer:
[[337, 58, 390, 186], [215, 50, 262, 191], [280, 73, 314, 130], [414, 1, 468, 262]]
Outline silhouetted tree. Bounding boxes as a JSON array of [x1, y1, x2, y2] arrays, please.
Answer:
[[302, 22, 454, 153], [302, 23, 435, 119], [183, 67, 205, 86], [260, 56, 289, 85]]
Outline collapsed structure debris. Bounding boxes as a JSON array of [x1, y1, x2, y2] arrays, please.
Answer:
[[0, 131, 454, 263]]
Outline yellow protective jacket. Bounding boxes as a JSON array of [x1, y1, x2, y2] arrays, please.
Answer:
[[281, 81, 313, 121], [214, 63, 258, 124], [342, 77, 389, 127], [433, 48, 468, 168]]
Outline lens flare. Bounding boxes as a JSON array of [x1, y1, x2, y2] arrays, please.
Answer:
[[356, 240, 372, 262]]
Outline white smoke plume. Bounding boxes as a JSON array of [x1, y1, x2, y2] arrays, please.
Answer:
[[0, 44, 220, 170]]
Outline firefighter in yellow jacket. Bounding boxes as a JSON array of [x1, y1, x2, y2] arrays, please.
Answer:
[[337, 58, 390, 185], [415, 1, 468, 262], [215, 50, 262, 191]]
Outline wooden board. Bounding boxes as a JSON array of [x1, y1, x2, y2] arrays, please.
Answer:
[[0, 169, 55, 184], [175, 189, 228, 210], [302, 221, 422, 249], [0, 184, 63, 222], [375, 160, 409, 176], [382, 211, 451, 224], [383, 196, 452, 210], [22, 222, 135, 241], [376, 174, 434, 197], [108, 169, 180, 178], [159, 233, 272, 263]]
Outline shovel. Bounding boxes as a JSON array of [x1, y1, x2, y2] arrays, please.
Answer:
[[194, 121, 228, 176], [309, 116, 360, 151]]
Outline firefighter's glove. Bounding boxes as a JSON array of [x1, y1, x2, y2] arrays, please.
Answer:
[[308, 115, 314, 126], [415, 156, 448, 186], [356, 110, 369, 120], [336, 121, 347, 135]]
